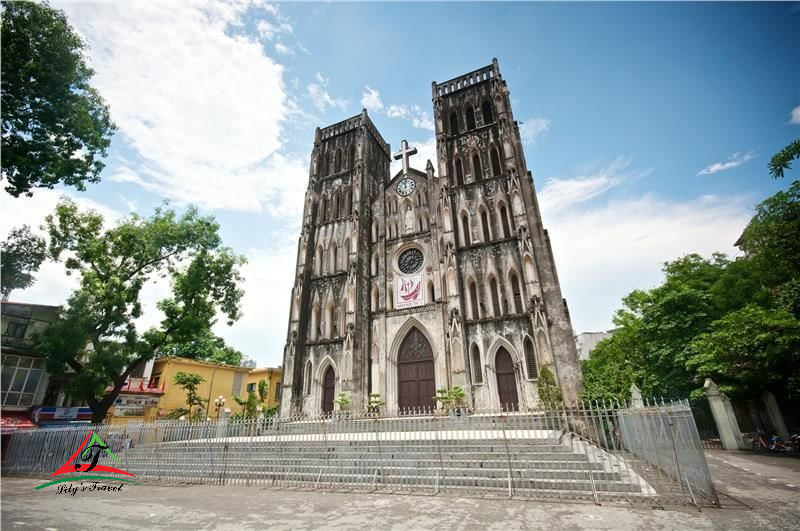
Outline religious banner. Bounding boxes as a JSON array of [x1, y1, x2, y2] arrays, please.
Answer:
[[396, 274, 424, 309]]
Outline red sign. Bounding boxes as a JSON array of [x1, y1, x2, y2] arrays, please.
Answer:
[[396, 275, 424, 309]]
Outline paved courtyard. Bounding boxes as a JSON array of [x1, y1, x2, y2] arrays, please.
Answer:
[[2, 450, 798, 530]]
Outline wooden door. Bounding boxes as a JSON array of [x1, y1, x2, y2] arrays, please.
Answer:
[[495, 347, 519, 411], [397, 327, 436, 411], [322, 366, 335, 414]]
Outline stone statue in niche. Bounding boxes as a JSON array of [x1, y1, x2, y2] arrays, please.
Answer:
[[404, 205, 414, 234]]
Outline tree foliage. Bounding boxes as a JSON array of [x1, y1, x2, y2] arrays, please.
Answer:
[[1, 1, 116, 197], [768, 139, 800, 179], [233, 380, 271, 419], [582, 145, 800, 401], [156, 329, 243, 366], [35, 198, 245, 423], [173, 371, 206, 418], [1, 225, 47, 299]]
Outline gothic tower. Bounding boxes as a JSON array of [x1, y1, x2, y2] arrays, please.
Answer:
[[281, 60, 583, 417]]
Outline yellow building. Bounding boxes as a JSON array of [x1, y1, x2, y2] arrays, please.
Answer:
[[244, 367, 283, 408], [149, 357, 252, 418]]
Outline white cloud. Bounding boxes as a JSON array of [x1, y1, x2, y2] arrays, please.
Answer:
[[57, 2, 294, 213], [697, 151, 756, 176], [381, 103, 434, 131], [790, 105, 800, 125], [543, 192, 752, 333], [307, 74, 349, 113], [538, 157, 646, 213], [519, 118, 550, 145], [274, 42, 292, 55], [386, 104, 408, 119], [361, 86, 384, 112]]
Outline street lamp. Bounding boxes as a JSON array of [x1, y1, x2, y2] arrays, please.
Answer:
[[214, 395, 226, 419]]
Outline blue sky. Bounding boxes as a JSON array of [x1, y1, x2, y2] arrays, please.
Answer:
[[2, 2, 798, 368]]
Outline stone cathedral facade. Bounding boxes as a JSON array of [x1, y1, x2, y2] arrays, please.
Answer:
[[280, 59, 583, 416]]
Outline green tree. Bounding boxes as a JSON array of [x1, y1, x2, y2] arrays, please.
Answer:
[[233, 380, 270, 419], [538, 367, 563, 406], [768, 139, 800, 179], [35, 198, 245, 423], [1, 225, 47, 299], [1, 2, 116, 197], [687, 305, 800, 399], [173, 371, 206, 418]]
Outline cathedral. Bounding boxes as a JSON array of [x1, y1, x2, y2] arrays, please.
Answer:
[[280, 59, 583, 416]]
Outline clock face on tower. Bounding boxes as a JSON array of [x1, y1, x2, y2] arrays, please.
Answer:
[[396, 178, 416, 196]]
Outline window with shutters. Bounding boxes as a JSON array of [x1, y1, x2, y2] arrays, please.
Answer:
[[524, 337, 538, 379], [471, 344, 483, 384]]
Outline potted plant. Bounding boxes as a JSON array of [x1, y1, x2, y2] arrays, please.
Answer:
[[368, 393, 385, 416], [448, 386, 467, 416], [332, 391, 350, 419], [433, 388, 451, 415]]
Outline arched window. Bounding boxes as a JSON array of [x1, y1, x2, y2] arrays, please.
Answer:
[[510, 271, 523, 314], [471, 343, 483, 384], [315, 245, 324, 276], [449, 111, 459, 134], [455, 159, 464, 186], [469, 280, 480, 319], [466, 106, 476, 130], [304, 360, 313, 394], [460, 213, 471, 247], [322, 153, 329, 176], [482, 101, 493, 124], [329, 242, 337, 273], [524, 337, 538, 379], [345, 189, 353, 216], [332, 306, 339, 337], [331, 191, 340, 219], [311, 304, 321, 340], [490, 277, 501, 316], [472, 154, 482, 181], [372, 220, 378, 242], [319, 196, 327, 223], [480, 208, 491, 242], [499, 204, 511, 238], [491, 147, 502, 176], [371, 251, 378, 276], [335, 148, 343, 173], [427, 280, 435, 303], [348, 143, 356, 169], [324, 304, 333, 338]]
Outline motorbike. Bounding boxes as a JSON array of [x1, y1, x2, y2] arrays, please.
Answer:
[[751, 430, 799, 456]]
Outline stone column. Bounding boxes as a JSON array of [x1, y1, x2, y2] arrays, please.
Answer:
[[703, 378, 744, 451], [630, 383, 644, 409], [763, 391, 789, 440]]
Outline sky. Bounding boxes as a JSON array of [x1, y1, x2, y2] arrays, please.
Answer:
[[2, 1, 798, 369]]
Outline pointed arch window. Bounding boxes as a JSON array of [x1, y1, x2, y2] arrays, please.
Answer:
[[466, 106, 476, 130], [480, 209, 491, 242], [499, 204, 511, 238], [460, 213, 471, 247], [455, 159, 464, 186], [303, 360, 313, 395], [330, 242, 338, 273], [471, 343, 483, 384], [524, 337, 538, 379], [335, 148, 343, 173], [469, 280, 480, 320], [331, 192, 340, 219], [449, 111, 460, 135], [319, 196, 327, 223], [510, 272, 523, 314], [348, 143, 356, 170], [482, 101, 494, 124], [371, 251, 378, 276], [345, 189, 353, 216], [490, 277, 501, 316], [490, 147, 502, 176], [315, 246, 324, 276], [472, 154, 482, 181]]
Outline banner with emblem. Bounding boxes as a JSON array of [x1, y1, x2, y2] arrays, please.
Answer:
[[396, 274, 424, 309]]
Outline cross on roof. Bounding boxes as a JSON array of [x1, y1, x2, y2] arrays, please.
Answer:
[[393, 139, 418, 175]]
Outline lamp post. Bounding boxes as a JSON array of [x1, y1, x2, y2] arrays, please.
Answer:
[[214, 395, 226, 419]]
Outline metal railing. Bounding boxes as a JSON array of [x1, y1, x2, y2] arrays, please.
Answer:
[[1, 400, 716, 506]]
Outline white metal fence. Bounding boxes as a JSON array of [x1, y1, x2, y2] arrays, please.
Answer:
[[1, 400, 716, 506]]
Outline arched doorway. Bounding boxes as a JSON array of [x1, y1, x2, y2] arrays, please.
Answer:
[[495, 347, 519, 411], [397, 327, 436, 411], [322, 366, 335, 414]]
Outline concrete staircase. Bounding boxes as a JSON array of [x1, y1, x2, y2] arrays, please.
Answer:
[[117, 419, 654, 499]]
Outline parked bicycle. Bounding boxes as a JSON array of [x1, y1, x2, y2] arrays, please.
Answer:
[[751, 430, 799, 455]]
